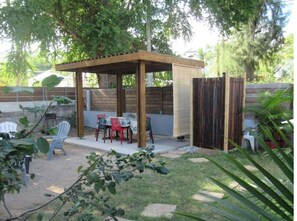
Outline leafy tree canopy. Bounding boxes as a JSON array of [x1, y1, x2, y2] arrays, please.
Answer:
[[0, 0, 262, 83]]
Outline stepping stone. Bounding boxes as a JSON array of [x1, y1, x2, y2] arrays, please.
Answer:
[[228, 181, 246, 191], [169, 150, 188, 155], [188, 157, 209, 163], [179, 145, 200, 153], [196, 148, 219, 155], [141, 203, 177, 218], [160, 152, 182, 159], [107, 217, 134, 221], [193, 190, 224, 202], [244, 165, 258, 171], [46, 185, 65, 194]]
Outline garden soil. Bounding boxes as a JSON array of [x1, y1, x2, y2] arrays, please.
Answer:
[[0, 128, 103, 219]]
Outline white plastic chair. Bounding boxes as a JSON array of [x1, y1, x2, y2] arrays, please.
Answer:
[[0, 121, 17, 138], [48, 121, 71, 160], [242, 119, 257, 152], [243, 130, 256, 151]]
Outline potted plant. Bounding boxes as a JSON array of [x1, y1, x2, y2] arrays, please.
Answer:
[[244, 86, 293, 149]]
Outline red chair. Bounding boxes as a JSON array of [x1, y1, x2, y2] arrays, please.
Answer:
[[110, 118, 128, 145], [95, 114, 107, 142]]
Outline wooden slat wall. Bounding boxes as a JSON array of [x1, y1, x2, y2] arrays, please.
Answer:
[[228, 77, 244, 149], [193, 78, 225, 150], [124, 88, 137, 113], [245, 83, 292, 118], [0, 87, 76, 102], [245, 83, 292, 106], [0, 83, 291, 115], [192, 76, 244, 150], [90, 89, 117, 112], [161, 86, 173, 115], [88, 86, 173, 114]]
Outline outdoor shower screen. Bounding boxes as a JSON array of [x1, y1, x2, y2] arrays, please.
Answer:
[[172, 64, 202, 139]]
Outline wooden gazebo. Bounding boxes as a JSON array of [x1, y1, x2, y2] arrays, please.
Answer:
[[56, 50, 204, 148]]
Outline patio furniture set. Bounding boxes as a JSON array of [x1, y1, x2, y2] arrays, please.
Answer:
[[95, 114, 154, 145]]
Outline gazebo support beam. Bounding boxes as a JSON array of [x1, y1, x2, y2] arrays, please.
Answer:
[[75, 70, 84, 138], [136, 61, 146, 148], [116, 74, 123, 117]]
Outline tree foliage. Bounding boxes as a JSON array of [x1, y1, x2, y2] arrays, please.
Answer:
[[229, 0, 288, 81], [197, 29, 292, 82], [0, 0, 263, 84]]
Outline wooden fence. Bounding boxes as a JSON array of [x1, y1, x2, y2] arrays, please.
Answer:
[[192, 76, 244, 151], [89, 86, 173, 114], [0, 83, 292, 115], [0, 87, 76, 102], [244, 83, 292, 118]]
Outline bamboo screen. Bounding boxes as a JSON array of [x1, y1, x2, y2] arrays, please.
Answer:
[[172, 64, 202, 138], [192, 76, 244, 150]]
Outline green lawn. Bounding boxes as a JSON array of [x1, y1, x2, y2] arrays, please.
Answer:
[[35, 150, 280, 220]]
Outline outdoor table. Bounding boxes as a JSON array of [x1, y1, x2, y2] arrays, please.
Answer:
[[104, 117, 134, 143], [105, 117, 130, 127]]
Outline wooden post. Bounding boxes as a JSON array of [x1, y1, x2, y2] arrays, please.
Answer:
[[136, 61, 146, 148], [75, 70, 84, 138], [116, 74, 123, 117], [223, 73, 230, 152], [241, 73, 247, 144], [190, 78, 193, 146]]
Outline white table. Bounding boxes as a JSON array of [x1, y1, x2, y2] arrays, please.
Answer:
[[104, 117, 137, 143]]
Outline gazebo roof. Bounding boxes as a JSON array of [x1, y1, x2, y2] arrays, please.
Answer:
[[55, 50, 204, 74], [55, 50, 205, 148]]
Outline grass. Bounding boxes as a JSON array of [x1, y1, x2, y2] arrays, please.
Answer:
[[29, 149, 281, 220]]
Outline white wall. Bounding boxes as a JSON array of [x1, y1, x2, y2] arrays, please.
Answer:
[[83, 111, 173, 136]]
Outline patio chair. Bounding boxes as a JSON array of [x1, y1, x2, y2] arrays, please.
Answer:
[[48, 121, 71, 160], [110, 117, 128, 145], [95, 114, 108, 142], [242, 119, 258, 152], [0, 121, 17, 138], [146, 116, 154, 144]]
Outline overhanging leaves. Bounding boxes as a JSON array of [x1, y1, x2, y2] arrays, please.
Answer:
[[41, 75, 63, 89], [36, 137, 49, 154]]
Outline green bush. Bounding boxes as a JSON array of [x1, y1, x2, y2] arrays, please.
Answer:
[[176, 120, 293, 220]]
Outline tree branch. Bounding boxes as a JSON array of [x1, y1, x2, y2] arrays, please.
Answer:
[[3, 155, 103, 221], [1, 196, 12, 218], [20, 102, 53, 138], [37, 2, 83, 42]]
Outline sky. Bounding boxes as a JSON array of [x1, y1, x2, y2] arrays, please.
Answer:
[[0, 1, 295, 61], [171, 21, 220, 57], [171, 0, 296, 57]]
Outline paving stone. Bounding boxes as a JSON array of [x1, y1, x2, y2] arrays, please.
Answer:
[[228, 181, 246, 191], [159, 153, 182, 159], [244, 165, 258, 171], [196, 148, 220, 155], [106, 217, 134, 221], [169, 150, 188, 155], [188, 157, 209, 163], [193, 190, 224, 202], [46, 185, 65, 194], [178, 145, 200, 153], [141, 203, 177, 218]]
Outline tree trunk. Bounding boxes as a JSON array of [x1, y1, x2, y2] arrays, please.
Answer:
[[97, 73, 116, 88], [244, 62, 255, 82]]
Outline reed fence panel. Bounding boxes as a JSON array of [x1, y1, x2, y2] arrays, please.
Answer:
[[192, 76, 244, 151]]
